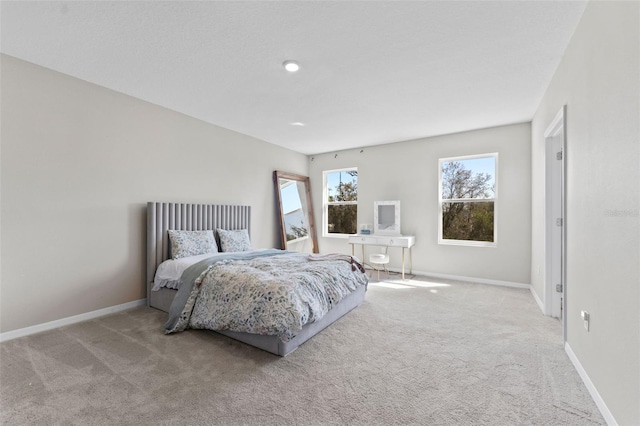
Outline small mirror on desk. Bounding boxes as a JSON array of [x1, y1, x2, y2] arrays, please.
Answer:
[[374, 200, 401, 236]]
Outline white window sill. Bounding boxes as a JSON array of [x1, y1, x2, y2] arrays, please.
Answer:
[[438, 239, 497, 248], [322, 233, 353, 239]]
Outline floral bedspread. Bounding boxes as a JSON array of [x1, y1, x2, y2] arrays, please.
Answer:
[[165, 252, 368, 341]]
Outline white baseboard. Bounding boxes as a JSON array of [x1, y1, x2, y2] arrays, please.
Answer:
[[565, 342, 617, 426], [530, 286, 545, 312], [382, 267, 530, 289], [0, 299, 147, 343]]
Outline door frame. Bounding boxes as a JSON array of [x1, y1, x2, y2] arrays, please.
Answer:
[[544, 105, 567, 341]]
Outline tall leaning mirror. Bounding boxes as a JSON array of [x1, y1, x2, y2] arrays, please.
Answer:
[[273, 171, 319, 253]]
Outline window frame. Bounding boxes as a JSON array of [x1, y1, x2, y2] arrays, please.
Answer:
[[323, 167, 358, 238], [438, 153, 498, 247]]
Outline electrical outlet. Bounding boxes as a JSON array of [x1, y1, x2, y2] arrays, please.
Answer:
[[581, 310, 590, 332]]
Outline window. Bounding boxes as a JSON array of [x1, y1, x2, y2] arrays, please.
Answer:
[[439, 153, 497, 246], [323, 168, 358, 236]]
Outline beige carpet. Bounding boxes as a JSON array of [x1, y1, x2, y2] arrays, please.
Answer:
[[1, 275, 604, 425]]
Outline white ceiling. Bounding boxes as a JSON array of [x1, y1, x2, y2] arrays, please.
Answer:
[[1, 1, 587, 155]]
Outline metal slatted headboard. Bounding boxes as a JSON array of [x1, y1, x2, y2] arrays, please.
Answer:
[[146, 202, 251, 301]]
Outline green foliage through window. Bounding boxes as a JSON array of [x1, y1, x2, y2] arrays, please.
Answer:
[[442, 202, 494, 242]]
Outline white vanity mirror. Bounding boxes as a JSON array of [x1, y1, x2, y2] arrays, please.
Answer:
[[374, 200, 401, 235]]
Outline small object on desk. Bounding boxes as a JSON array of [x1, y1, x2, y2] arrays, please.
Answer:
[[359, 224, 372, 235]]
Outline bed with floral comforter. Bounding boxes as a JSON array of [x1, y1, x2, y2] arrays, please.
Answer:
[[164, 250, 368, 349]]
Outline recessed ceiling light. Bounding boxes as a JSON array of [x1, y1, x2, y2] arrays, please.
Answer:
[[283, 60, 300, 72], [290, 122, 305, 126]]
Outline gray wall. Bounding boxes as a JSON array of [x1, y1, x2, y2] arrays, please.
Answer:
[[0, 55, 308, 333], [530, 2, 639, 424], [309, 123, 532, 285]]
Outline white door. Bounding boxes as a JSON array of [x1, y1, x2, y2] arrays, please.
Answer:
[[549, 134, 563, 319], [544, 106, 566, 339]]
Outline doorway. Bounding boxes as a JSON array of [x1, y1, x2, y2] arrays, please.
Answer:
[[544, 106, 567, 340]]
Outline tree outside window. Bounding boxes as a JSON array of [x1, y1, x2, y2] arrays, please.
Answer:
[[439, 154, 497, 246], [324, 168, 358, 235]]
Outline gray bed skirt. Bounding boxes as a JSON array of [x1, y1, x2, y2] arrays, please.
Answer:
[[150, 284, 367, 356]]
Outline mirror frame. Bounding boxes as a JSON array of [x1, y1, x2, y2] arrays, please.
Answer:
[[273, 171, 319, 253]]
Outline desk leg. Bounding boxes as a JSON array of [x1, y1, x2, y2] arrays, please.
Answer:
[[401, 248, 406, 280], [409, 247, 413, 275], [350, 243, 354, 257], [361, 246, 365, 265]]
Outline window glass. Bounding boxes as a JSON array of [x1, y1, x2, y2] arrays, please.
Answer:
[[324, 168, 358, 235], [439, 154, 497, 245]]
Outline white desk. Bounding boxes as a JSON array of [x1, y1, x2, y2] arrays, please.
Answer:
[[348, 234, 415, 279]]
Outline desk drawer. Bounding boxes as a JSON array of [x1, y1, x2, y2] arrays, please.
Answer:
[[353, 236, 376, 244], [348, 235, 414, 248], [376, 237, 403, 247]]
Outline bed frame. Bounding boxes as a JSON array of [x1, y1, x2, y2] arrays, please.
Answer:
[[146, 202, 366, 356]]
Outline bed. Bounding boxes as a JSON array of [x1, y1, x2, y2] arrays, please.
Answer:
[[147, 202, 368, 356]]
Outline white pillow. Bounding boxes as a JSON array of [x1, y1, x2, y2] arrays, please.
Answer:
[[152, 253, 214, 291], [216, 228, 251, 252], [168, 230, 218, 259]]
